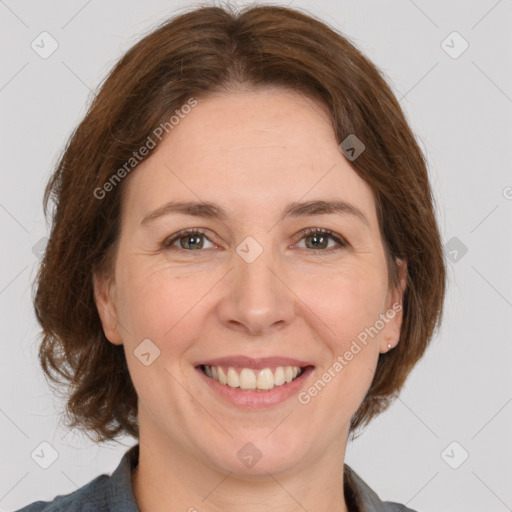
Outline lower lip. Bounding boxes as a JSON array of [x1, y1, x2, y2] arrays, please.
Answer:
[[195, 366, 315, 408]]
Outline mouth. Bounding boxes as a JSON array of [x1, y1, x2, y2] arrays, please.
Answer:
[[196, 363, 314, 392]]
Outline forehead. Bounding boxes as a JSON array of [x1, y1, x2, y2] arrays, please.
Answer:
[[121, 87, 378, 228]]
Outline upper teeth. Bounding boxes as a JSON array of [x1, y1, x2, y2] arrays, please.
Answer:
[[203, 365, 303, 391]]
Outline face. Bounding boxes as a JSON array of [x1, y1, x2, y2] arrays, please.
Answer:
[[94, 86, 406, 477]]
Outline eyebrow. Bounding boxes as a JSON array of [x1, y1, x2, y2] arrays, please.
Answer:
[[140, 199, 370, 228]]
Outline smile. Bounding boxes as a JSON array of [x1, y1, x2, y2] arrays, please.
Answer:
[[200, 364, 305, 391], [195, 363, 315, 408]]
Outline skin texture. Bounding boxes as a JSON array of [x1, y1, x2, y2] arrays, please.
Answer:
[[93, 86, 407, 512]]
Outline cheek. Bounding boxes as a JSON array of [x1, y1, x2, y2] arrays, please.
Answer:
[[297, 261, 387, 346], [300, 269, 384, 417], [115, 260, 210, 348], [114, 267, 206, 402]]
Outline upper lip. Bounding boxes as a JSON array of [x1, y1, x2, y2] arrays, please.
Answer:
[[196, 355, 314, 370]]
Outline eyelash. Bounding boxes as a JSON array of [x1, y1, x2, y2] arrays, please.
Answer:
[[162, 227, 348, 254]]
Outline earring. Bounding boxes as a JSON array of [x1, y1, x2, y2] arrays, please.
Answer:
[[387, 343, 392, 350]]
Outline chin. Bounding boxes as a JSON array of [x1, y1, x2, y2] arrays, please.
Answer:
[[204, 431, 307, 477]]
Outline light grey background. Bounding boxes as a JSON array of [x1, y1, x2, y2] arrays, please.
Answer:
[[1, 0, 511, 510]]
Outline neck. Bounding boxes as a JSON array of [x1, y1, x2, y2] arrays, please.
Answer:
[[132, 415, 351, 512]]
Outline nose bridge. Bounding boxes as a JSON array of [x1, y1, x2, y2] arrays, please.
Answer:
[[237, 246, 279, 301], [218, 235, 295, 334]]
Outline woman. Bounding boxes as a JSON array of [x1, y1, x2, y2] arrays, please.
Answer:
[[18, 3, 445, 511]]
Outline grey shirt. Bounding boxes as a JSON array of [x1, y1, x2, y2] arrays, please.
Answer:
[[14, 444, 417, 511]]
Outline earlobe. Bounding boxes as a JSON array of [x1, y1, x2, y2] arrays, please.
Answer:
[[92, 271, 123, 345]]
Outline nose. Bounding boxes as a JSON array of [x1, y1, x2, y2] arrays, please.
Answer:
[[216, 244, 296, 336]]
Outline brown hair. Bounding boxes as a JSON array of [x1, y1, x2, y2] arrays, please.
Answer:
[[33, 2, 446, 443]]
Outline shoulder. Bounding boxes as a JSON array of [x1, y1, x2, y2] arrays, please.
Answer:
[[12, 472, 112, 512], [13, 444, 140, 512], [344, 463, 418, 512]]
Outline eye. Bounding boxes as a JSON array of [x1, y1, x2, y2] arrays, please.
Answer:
[[162, 228, 216, 251], [162, 227, 347, 253], [294, 227, 347, 253]]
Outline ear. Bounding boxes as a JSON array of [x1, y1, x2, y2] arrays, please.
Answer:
[[92, 270, 123, 345], [380, 258, 407, 353]]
